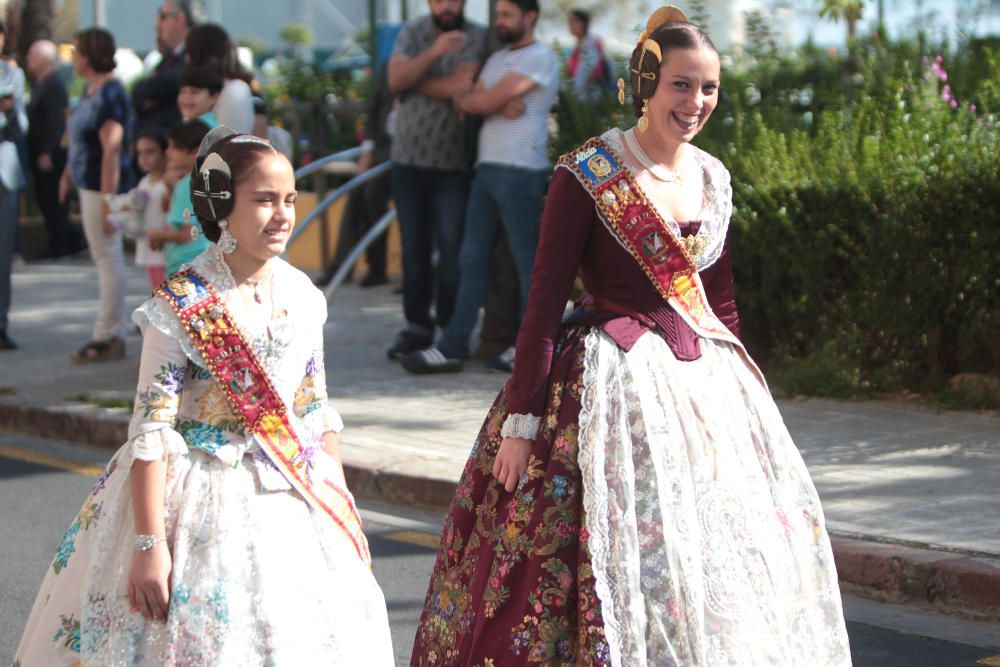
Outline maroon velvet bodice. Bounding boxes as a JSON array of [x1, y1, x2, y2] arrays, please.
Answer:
[[507, 167, 741, 419]]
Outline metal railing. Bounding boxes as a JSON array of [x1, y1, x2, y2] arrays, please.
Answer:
[[288, 147, 396, 301]]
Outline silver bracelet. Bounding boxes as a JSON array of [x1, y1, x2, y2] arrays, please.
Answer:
[[135, 534, 166, 552]]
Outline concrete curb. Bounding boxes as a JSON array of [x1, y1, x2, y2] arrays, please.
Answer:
[[833, 537, 1000, 622], [4, 398, 1000, 621]]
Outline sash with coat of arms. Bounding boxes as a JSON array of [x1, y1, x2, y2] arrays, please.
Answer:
[[558, 137, 765, 384], [157, 270, 372, 567]]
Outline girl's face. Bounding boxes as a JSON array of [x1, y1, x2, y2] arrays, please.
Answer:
[[178, 86, 219, 121], [645, 46, 721, 145], [136, 137, 166, 175], [227, 153, 297, 263]]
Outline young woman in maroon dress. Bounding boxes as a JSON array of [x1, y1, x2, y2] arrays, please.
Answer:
[[410, 7, 852, 666]]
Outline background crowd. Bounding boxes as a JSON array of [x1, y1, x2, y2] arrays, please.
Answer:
[[1, 0, 998, 409]]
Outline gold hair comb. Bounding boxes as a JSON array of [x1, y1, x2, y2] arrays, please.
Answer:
[[637, 5, 689, 43]]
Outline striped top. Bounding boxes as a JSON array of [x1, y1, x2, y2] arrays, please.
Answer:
[[477, 41, 559, 171]]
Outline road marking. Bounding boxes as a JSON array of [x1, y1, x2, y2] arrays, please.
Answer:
[[382, 529, 440, 549], [977, 657, 1000, 666], [0, 443, 104, 476]]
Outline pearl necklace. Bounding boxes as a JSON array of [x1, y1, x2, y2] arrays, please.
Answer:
[[624, 128, 691, 184]]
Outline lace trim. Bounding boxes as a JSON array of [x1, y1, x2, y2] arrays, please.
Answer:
[[500, 413, 541, 440], [301, 403, 345, 436], [129, 426, 189, 462], [576, 330, 627, 666], [132, 296, 208, 368]]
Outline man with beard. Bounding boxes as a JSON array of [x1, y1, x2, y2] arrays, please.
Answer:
[[400, 0, 559, 375], [385, 0, 488, 360]]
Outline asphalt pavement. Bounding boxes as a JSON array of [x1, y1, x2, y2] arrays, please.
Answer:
[[1, 431, 999, 666]]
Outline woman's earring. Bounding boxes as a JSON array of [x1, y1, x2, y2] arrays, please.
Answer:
[[638, 100, 650, 132], [218, 219, 238, 254], [617, 78, 626, 106]]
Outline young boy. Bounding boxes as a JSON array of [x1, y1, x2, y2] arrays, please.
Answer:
[[177, 63, 222, 128], [147, 119, 211, 275]]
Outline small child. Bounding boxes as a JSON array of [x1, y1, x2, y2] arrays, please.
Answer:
[[147, 119, 212, 276], [132, 129, 169, 289], [177, 63, 222, 128]]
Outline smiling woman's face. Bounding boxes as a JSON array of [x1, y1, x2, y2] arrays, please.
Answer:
[[644, 46, 721, 144]]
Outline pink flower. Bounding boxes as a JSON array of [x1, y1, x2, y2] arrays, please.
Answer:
[[534, 602, 543, 613], [941, 85, 953, 102], [950, 98, 959, 109], [970, 104, 977, 113]]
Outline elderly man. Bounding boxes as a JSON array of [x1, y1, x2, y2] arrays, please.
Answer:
[[132, 0, 199, 136], [27, 40, 81, 260]]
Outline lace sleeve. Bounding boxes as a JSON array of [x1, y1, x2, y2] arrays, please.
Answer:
[[501, 413, 542, 440], [132, 295, 207, 368], [127, 323, 190, 461], [293, 302, 343, 436]]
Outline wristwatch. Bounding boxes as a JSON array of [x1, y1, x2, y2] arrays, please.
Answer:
[[135, 534, 166, 552]]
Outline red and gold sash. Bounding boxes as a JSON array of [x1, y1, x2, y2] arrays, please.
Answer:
[[157, 269, 372, 567], [560, 137, 764, 383]]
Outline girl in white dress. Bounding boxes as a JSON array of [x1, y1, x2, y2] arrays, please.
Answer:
[[14, 127, 394, 665]]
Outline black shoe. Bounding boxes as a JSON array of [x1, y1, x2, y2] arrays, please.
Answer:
[[400, 346, 464, 374], [359, 273, 388, 288], [0, 331, 18, 350], [485, 346, 515, 373], [386, 326, 433, 360]]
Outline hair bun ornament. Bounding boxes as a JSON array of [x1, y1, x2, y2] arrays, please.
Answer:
[[191, 125, 238, 223], [637, 5, 690, 43]]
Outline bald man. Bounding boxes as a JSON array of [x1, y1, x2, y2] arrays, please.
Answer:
[[27, 40, 81, 259]]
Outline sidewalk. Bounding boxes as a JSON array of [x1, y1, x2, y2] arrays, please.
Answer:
[[2, 258, 1000, 620]]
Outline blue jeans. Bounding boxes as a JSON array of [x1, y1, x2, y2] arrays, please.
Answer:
[[390, 164, 468, 331], [438, 164, 548, 358]]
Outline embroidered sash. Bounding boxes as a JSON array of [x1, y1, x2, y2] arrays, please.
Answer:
[[157, 269, 371, 567], [560, 137, 765, 383]]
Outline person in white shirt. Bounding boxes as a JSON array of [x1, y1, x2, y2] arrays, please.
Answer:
[[401, 0, 559, 375]]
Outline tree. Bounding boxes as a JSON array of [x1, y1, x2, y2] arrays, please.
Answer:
[[818, 0, 864, 43], [17, 0, 57, 62], [818, 0, 864, 65]]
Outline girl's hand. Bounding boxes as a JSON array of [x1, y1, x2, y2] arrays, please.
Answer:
[[492, 437, 533, 493], [128, 542, 172, 623], [100, 199, 115, 235], [58, 169, 72, 203]]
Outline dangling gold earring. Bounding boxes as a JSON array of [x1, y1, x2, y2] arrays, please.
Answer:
[[617, 78, 626, 105], [637, 100, 650, 132]]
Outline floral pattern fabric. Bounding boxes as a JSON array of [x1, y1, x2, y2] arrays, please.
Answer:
[[411, 325, 851, 666], [413, 326, 612, 666], [13, 246, 393, 666]]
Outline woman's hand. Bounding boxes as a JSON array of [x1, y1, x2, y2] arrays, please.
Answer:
[[493, 436, 533, 493], [128, 543, 172, 623]]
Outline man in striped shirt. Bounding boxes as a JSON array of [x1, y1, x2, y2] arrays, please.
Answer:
[[402, 0, 559, 375]]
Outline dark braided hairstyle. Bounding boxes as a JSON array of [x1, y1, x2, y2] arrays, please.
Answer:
[[189, 129, 277, 242], [627, 21, 718, 119]]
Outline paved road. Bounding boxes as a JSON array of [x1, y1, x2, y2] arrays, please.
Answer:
[[1, 434, 999, 666]]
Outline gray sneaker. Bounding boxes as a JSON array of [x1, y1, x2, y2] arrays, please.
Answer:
[[400, 346, 464, 374]]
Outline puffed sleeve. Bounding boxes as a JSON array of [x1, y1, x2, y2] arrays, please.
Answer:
[[127, 324, 190, 461], [503, 167, 594, 439], [293, 290, 344, 437]]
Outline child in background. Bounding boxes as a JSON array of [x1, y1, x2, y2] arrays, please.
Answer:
[[147, 119, 211, 275], [177, 63, 222, 128], [133, 129, 169, 289]]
